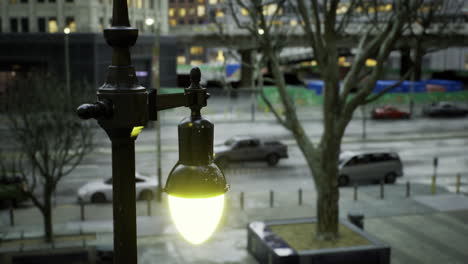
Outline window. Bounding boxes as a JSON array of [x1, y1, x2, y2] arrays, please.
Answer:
[[21, 0, 29, 3], [197, 0, 204, 3], [209, 0, 217, 4], [66, 0, 74, 2], [189, 8, 196, 15], [169, 8, 175, 17], [37, 0, 44, 3], [10, 18, 18, 33], [135, 0, 142, 8], [49, 0, 56, 2], [65, 17, 76, 32], [197, 6, 205, 16], [188, 19, 194, 24], [169, 19, 177, 27], [10, 0, 18, 4], [179, 8, 186, 17], [20, 18, 29, 32], [48, 17, 58, 33], [149, 0, 154, 9], [190, 46, 203, 55], [176, 55, 186, 65], [38, 17, 46, 32]]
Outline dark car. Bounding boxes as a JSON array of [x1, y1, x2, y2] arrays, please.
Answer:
[[0, 176, 28, 208], [423, 102, 468, 117], [214, 136, 288, 168], [371, 105, 410, 119]]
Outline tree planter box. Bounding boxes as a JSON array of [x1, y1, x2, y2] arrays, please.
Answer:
[[247, 218, 390, 264]]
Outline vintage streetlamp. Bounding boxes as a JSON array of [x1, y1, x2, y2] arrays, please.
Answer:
[[76, 1, 228, 263]]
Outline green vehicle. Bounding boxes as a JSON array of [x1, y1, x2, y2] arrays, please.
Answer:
[[0, 176, 28, 208]]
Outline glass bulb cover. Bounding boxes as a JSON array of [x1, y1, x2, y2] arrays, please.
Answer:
[[168, 194, 225, 244]]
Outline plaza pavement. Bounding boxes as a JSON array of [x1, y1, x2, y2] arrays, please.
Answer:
[[1, 183, 468, 264]]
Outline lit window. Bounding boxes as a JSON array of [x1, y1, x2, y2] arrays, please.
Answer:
[[66, 17, 76, 32], [209, 0, 217, 4], [216, 10, 224, 17], [290, 19, 297, 26], [48, 18, 58, 33], [189, 8, 196, 15], [197, 6, 205, 16], [263, 4, 277, 16], [197, 0, 204, 3], [216, 50, 224, 62], [10, 0, 18, 4], [179, 8, 186, 17], [169, 19, 177, 27], [241, 8, 248, 16], [135, 0, 142, 8], [169, 8, 175, 17], [177, 56, 187, 65], [190, 46, 204, 55], [366, 59, 377, 67]]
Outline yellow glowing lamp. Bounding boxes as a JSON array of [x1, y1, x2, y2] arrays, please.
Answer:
[[165, 113, 228, 245]]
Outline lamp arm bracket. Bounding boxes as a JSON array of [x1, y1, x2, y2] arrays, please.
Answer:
[[148, 87, 210, 121]]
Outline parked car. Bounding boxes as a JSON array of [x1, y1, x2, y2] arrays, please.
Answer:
[[338, 151, 403, 186], [423, 102, 468, 117], [371, 105, 410, 119], [0, 176, 28, 208], [77, 173, 159, 203], [214, 136, 288, 168]]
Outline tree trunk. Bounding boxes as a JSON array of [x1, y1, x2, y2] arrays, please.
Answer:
[[316, 175, 339, 240], [412, 42, 423, 81], [43, 187, 54, 243], [400, 47, 412, 80]]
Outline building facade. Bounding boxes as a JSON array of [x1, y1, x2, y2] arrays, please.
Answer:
[[0, 0, 176, 91]]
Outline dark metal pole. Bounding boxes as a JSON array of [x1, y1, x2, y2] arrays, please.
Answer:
[[111, 133, 137, 264]]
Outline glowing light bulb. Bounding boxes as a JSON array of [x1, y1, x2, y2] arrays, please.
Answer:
[[168, 194, 225, 244]]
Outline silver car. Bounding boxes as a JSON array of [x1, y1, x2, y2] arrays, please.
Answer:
[[338, 151, 403, 186]]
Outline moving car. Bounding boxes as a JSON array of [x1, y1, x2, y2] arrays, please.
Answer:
[[0, 176, 28, 208], [77, 174, 159, 203], [214, 136, 288, 168], [423, 102, 468, 117], [371, 105, 410, 119], [338, 151, 403, 186]]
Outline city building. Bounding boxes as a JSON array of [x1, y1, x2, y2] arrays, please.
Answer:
[[0, 0, 176, 92]]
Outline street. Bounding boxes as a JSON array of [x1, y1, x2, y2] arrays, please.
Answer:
[[55, 100, 468, 205]]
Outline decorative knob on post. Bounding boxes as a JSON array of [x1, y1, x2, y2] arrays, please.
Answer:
[[76, 100, 113, 120]]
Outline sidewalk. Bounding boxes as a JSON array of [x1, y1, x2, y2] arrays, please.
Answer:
[[1, 183, 468, 263]]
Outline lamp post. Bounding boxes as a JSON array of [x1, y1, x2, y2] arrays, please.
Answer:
[[145, 16, 163, 202], [76, 1, 228, 263], [64, 27, 71, 95]]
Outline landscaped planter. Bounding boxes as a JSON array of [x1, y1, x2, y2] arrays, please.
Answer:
[[247, 218, 390, 264]]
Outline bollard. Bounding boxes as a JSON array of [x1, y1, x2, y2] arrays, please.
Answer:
[[9, 204, 14, 226], [380, 180, 384, 199], [80, 201, 85, 221], [406, 181, 410, 198], [240, 192, 244, 210], [353, 184, 358, 201], [147, 197, 152, 217], [20, 230, 24, 252], [269, 190, 274, 208], [298, 189, 303, 206], [431, 175, 436, 195]]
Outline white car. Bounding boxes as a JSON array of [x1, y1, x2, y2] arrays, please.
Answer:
[[77, 174, 159, 203]]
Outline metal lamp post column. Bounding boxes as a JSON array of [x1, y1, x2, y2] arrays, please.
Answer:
[[79, 1, 147, 263], [77, 1, 222, 262]]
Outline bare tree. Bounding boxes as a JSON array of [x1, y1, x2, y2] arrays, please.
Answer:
[[0, 73, 93, 243], [225, 0, 429, 240]]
